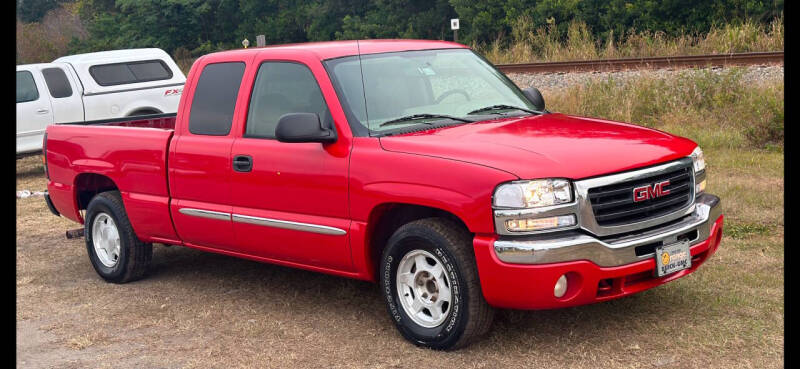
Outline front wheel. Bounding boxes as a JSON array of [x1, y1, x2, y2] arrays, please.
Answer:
[[380, 218, 494, 350]]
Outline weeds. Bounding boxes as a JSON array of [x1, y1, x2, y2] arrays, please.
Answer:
[[726, 223, 772, 239], [545, 68, 784, 150], [479, 16, 784, 64]]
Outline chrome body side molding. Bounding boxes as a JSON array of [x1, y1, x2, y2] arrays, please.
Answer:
[[231, 214, 347, 236]]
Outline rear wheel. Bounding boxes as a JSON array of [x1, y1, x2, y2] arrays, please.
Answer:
[[85, 191, 152, 283], [380, 218, 494, 350]]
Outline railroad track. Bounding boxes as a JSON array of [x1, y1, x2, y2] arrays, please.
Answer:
[[495, 51, 784, 74]]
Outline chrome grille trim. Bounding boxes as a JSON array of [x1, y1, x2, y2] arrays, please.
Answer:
[[574, 158, 696, 237]]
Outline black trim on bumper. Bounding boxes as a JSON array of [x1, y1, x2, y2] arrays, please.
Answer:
[[44, 192, 60, 217]]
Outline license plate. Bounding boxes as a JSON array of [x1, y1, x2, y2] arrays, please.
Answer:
[[655, 240, 691, 277]]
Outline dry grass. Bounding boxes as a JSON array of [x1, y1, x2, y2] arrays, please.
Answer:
[[16, 67, 783, 369], [479, 17, 784, 64]]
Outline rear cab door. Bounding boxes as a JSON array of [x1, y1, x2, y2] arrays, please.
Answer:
[[41, 63, 84, 123], [227, 48, 355, 271], [168, 53, 250, 250]]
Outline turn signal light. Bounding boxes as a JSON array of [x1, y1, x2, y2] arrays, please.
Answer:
[[505, 214, 576, 232]]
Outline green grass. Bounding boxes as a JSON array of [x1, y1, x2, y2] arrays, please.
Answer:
[[725, 223, 772, 239]]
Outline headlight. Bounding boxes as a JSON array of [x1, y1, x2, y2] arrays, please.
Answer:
[[493, 179, 573, 209], [691, 146, 705, 172], [691, 146, 706, 195]]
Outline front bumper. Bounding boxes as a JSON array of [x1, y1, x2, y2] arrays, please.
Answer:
[[473, 194, 723, 310]]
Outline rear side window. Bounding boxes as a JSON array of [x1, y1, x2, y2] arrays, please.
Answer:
[[42, 67, 73, 98], [245, 62, 331, 139], [16, 71, 39, 103], [89, 60, 173, 86], [188, 62, 246, 136]]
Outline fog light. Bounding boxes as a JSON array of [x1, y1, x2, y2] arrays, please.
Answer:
[[554, 274, 568, 298], [695, 179, 706, 194], [505, 214, 576, 232]]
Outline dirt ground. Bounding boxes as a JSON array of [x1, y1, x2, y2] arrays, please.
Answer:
[[16, 151, 783, 368]]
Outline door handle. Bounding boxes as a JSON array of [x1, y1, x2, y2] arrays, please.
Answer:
[[36, 109, 49, 114], [233, 155, 252, 172]]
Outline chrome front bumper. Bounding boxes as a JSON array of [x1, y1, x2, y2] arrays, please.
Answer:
[[493, 194, 721, 267]]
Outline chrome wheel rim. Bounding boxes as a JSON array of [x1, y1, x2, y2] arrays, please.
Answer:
[[395, 249, 452, 328], [92, 213, 121, 268]]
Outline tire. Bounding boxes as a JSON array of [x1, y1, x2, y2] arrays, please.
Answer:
[[84, 191, 152, 283], [379, 218, 494, 350]]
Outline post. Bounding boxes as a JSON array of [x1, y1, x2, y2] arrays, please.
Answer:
[[450, 18, 460, 43]]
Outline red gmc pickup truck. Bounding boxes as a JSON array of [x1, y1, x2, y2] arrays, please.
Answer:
[[44, 40, 723, 349]]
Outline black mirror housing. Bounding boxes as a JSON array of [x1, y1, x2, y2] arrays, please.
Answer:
[[275, 113, 336, 143], [522, 87, 545, 111]]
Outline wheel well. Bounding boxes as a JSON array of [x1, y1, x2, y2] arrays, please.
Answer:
[[75, 173, 118, 210], [367, 203, 470, 278]]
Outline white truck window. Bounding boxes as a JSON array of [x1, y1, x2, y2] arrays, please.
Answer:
[[42, 68, 73, 98], [89, 60, 173, 86], [16, 71, 39, 103]]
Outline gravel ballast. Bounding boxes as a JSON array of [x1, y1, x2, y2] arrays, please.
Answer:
[[507, 64, 784, 92]]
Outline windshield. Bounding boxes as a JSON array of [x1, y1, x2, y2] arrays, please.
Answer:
[[324, 48, 538, 135]]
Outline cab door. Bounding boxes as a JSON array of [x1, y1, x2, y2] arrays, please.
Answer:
[[41, 65, 84, 123], [228, 53, 352, 271], [168, 60, 247, 250], [16, 66, 53, 153]]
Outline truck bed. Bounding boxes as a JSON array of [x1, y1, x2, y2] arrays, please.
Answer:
[[62, 113, 177, 130], [45, 113, 177, 242]]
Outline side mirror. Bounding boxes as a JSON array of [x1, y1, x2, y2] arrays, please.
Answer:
[[275, 113, 336, 143], [522, 87, 545, 111]]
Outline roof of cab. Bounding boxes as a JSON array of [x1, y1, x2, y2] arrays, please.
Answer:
[[202, 39, 467, 61]]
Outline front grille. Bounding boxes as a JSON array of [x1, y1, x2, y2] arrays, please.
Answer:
[[587, 163, 693, 226]]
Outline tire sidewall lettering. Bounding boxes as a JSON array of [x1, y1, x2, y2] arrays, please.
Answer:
[[383, 255, 402, 322], [435, 247, 461, 333]]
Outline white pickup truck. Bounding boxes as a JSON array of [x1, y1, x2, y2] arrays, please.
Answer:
[[16, 48, 186, 154]]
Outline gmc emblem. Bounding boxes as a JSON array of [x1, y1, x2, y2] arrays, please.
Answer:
[[633, 180, 670, 202]]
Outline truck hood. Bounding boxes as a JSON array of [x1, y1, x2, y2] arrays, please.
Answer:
[[378, 113, 698, 180]]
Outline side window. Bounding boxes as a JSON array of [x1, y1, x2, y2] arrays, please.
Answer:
[[42, 68, 73, 98], [245, 62, 332, 139], [188, 62, 246, 136], [16, 71, 39, 103], [89, 60, 173, 86]]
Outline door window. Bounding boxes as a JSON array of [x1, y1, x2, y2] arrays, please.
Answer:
[[245, 62, 332, 139], [42, 67, 73, 98], [188, 62, 246, 136], [16, 71, 39, 103]]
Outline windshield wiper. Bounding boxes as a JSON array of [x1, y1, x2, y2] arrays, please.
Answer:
[[467, 104, 538, 115], [378, 114, 473, 128]]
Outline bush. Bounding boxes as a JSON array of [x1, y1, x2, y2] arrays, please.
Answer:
[[16, 3, 87, 64]]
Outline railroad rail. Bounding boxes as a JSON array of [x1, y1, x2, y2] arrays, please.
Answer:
[[495, 51, 784, 74]]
